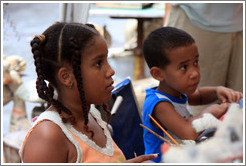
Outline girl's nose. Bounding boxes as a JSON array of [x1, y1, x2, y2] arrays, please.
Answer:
[[106, 64, 115, 78]]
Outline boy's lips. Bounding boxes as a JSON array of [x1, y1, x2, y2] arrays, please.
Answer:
[[190, 82, 199, 89]]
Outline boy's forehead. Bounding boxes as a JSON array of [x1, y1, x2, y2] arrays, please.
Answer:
[[166, 44, 198, 61]]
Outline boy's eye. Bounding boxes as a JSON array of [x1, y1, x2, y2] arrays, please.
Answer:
[[180, 65, 187, 70], [194, 60, 199, 66]]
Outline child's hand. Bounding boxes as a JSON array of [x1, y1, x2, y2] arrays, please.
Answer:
[[204, 103, 230, 118], [125, 154, 159, 163], [216, 86, 243, 103]]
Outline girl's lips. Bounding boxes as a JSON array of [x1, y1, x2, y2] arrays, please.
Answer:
[[106, 81, 114, 91], [107, 85, 114, 91]]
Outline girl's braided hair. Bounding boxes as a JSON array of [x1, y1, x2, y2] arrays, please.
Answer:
[[31, 22, 110, 130]]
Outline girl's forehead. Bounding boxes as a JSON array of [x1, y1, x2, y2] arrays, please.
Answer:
[[81, 36, 108, 59]]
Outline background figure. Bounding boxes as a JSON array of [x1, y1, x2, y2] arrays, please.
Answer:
[[60, 3, 91, 23], [3, 55, 31, 132], [164, 3, 243, 93]]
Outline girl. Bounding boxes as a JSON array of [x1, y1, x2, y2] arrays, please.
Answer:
[[20, 22, 158, 163]]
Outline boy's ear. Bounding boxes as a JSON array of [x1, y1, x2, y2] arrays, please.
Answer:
[[150, 67, 165, 81], [57, 67, 74, 87]]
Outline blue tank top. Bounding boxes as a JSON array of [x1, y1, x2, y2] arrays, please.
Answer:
[[142, 87, 192, 162]]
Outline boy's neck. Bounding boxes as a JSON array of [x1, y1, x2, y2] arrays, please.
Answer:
[[157, 83, 182, 99]]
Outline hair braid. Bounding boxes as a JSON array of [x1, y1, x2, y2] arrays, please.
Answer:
[[69, 37, 89, 125], [31, 22, 103, 131], [69, 36, 94, 137], [31, 35, 75, 124], [31, 37, 49, 101]]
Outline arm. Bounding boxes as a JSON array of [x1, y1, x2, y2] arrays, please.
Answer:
[[125, 154, 158, 163], [188, 86, 243, 105], [152, 101, 229, 140], [22, 121, 72, 163], [197, 102, 229, 119], [163, 3, 172, 26], [153, 101, 201, 140]]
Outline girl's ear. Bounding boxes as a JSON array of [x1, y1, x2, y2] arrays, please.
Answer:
[[57, 67, 74, 87], [150, 67, 165, 81]]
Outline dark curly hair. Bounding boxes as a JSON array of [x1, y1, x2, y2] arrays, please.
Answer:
[[30, 22, 111, 133], [143, 26, 195, 69]]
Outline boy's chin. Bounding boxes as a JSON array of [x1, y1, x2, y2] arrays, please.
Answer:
[[185, 89, 197, 95]]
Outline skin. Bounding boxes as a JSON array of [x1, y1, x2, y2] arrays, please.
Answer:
[[150, 43, 243, 140], [22, 35, 157, 163], [163, 3, 172, 25]]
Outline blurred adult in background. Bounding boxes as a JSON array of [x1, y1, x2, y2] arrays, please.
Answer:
[[60, 3, 91, 23], [164, 3, 243, 94]]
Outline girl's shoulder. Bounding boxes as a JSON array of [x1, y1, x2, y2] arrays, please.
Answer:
[[30, 110, 73, 148], [21, 112, 73, 162], [31, 119, 66, 141]]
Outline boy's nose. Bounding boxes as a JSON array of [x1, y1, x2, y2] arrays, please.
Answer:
[[190, 69, 200, 79]]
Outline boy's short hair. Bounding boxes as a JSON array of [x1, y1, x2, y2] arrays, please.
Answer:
[[143, 27, 195, 69]]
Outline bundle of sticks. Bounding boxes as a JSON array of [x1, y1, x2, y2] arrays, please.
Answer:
[[140, 114, 179, 145]]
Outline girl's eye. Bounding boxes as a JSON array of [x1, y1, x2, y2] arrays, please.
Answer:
[[95, 60, 102, 67]]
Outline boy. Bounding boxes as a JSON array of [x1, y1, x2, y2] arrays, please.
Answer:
[[142, 27, 242, 162]]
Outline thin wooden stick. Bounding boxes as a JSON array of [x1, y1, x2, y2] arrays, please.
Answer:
[[148, 114, 179, 145], [140, 123, 172, 145]]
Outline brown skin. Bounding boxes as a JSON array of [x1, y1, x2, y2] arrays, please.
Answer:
[[22, 111, 158, 163], [150, 43, 243, 140], [163, 3, 172, 25], [22, 36, 157, 163]]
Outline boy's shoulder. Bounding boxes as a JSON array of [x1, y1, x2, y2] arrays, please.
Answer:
[[146, 87, 171, 99], [145, 87, 162, 99], [145, 87, 188, 105], [146, 86, 159, 94], [144, 87, 172, 105]]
